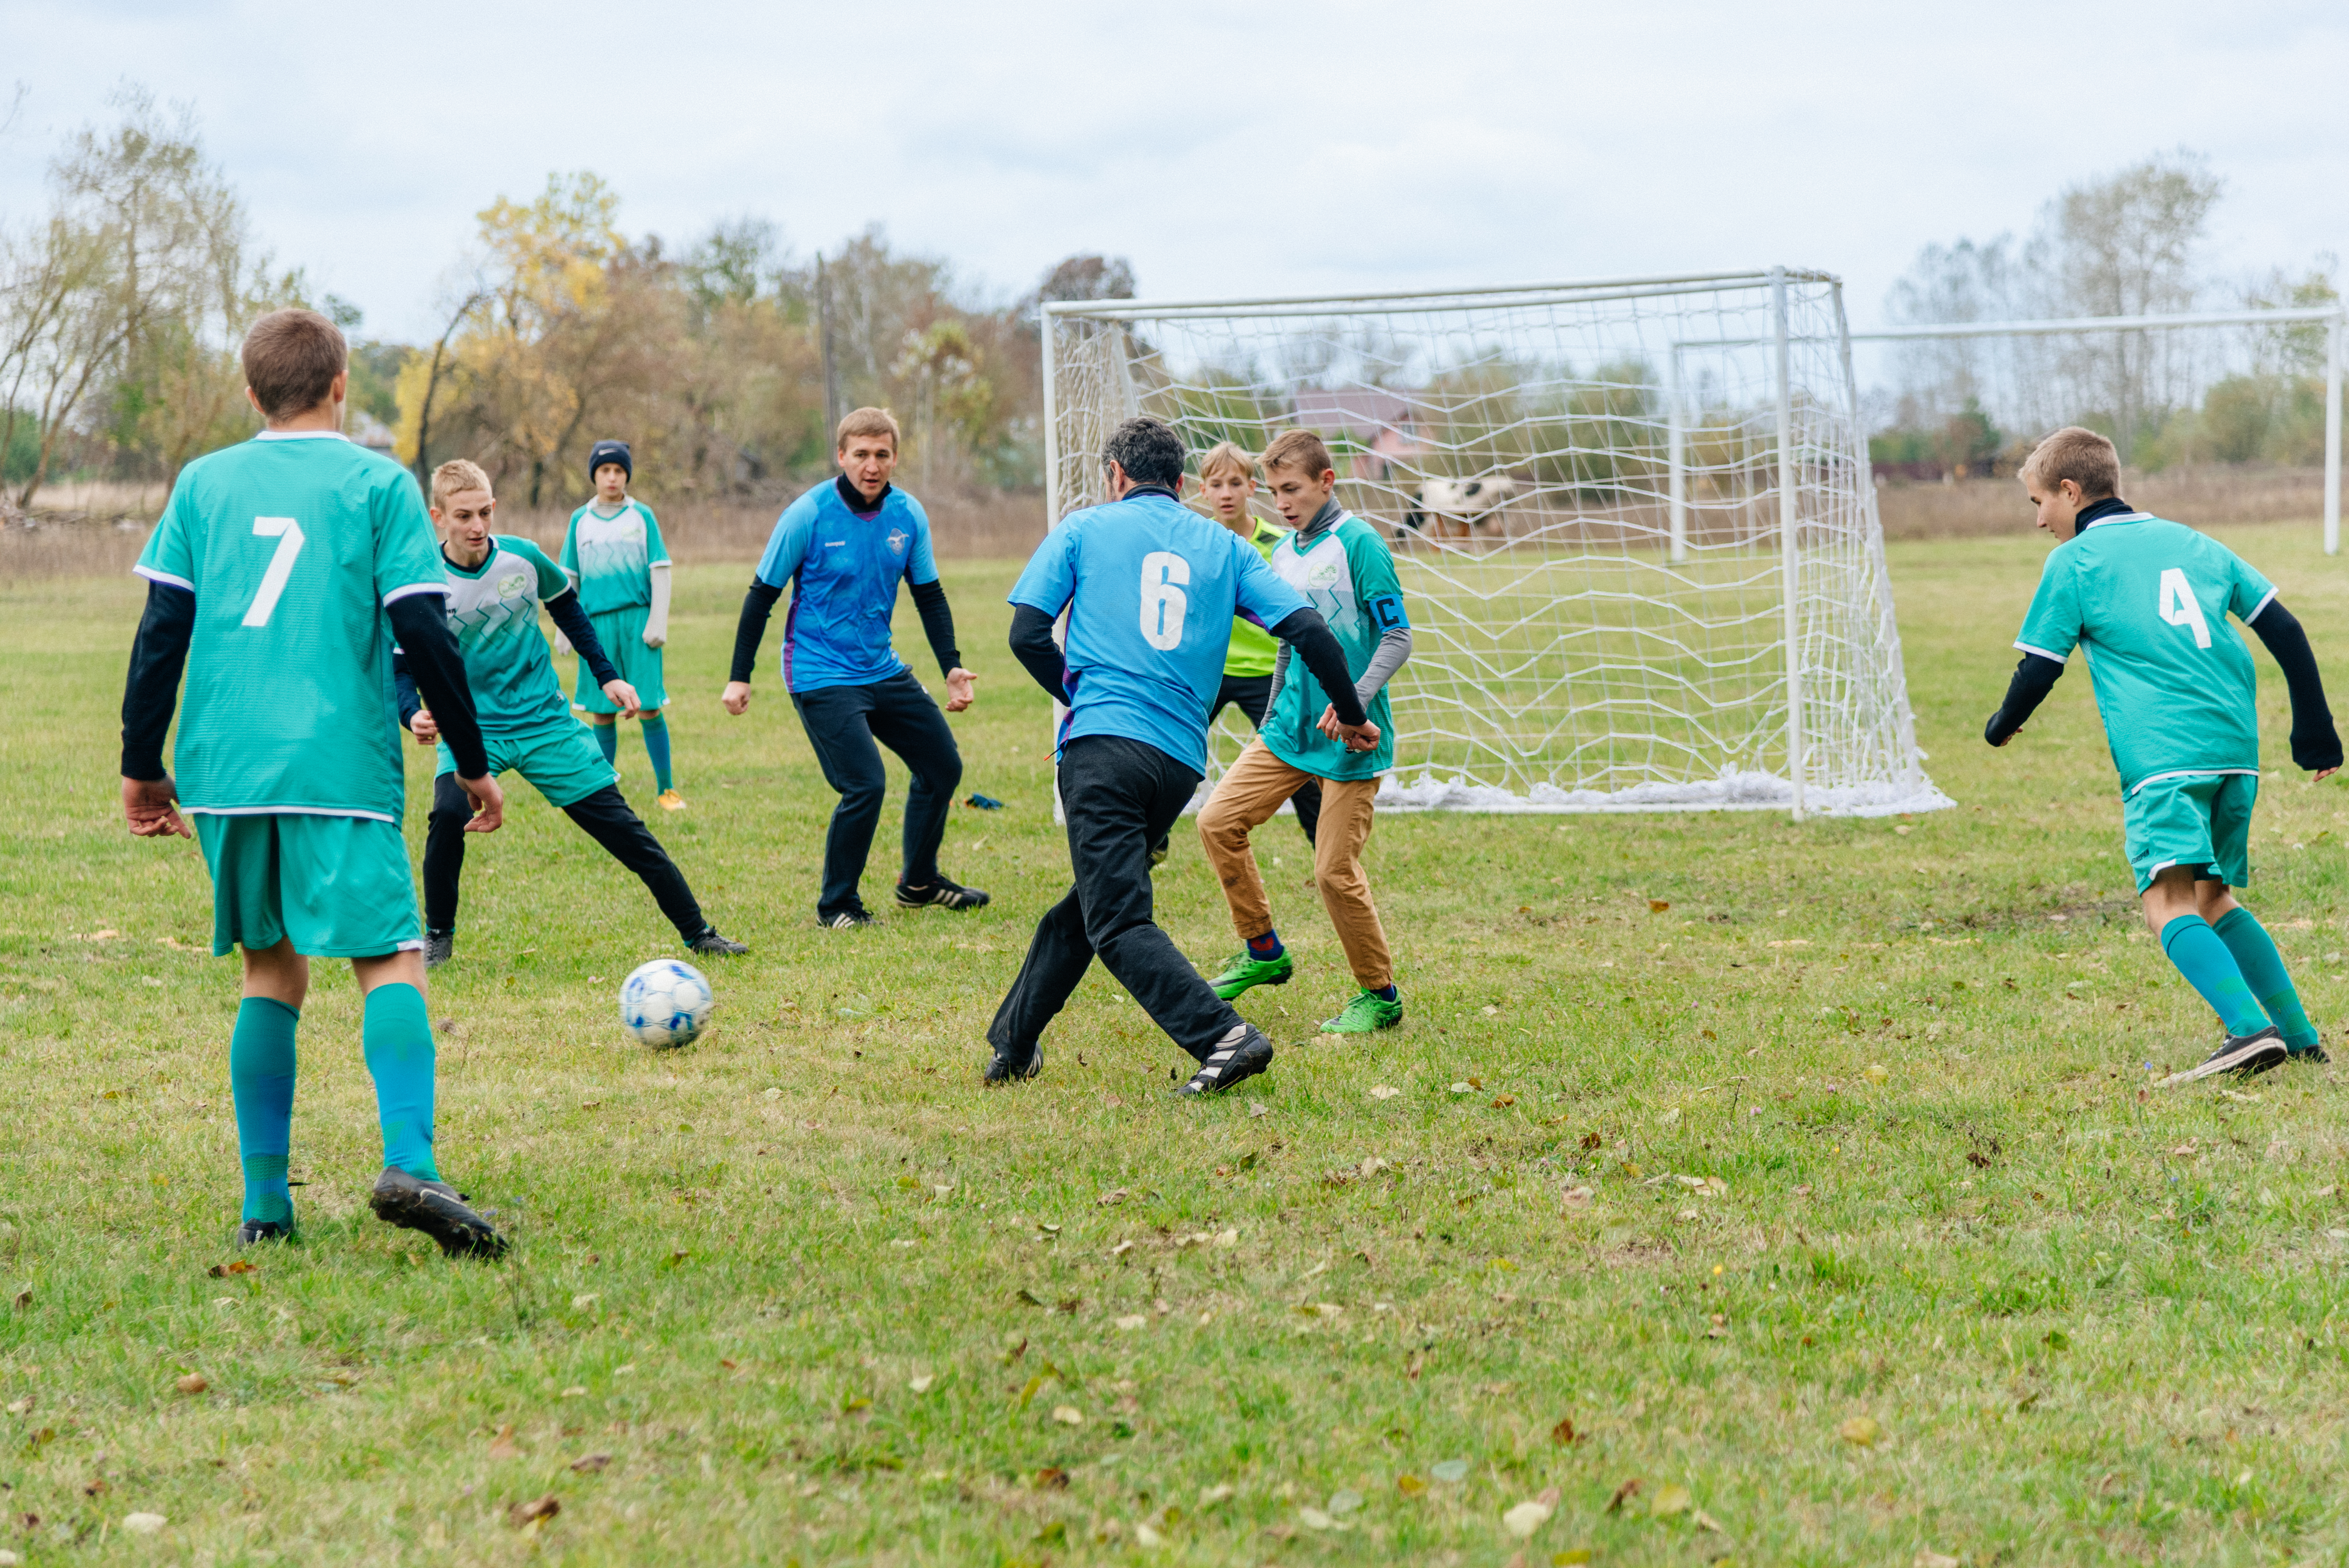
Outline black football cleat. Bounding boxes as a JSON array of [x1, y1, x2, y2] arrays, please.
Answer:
[[2159, 1025, 2288, 1087], [896, 877, 990, 911], [822, 907, 877, 929], [2289, 1043, 2332, 1065], [233, 1217, 294, 1247], [687, 927, 749, 956], [1176, 1024, 1274, 1096], [423, 930, 454, 969], [984, 1040, 1041, 1085], [369, 1168, 508, 1259]]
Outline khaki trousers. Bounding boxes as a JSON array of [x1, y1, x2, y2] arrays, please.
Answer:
[[1196, 739, 1392, 991]]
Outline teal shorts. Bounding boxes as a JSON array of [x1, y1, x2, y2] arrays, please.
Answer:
[[2123, 771, 2256, 893], [574, 604, 667, 714], [194, 812, 422, 958], [437, 725, 618, 810]]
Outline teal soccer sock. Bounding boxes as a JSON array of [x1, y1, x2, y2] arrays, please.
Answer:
[[230, 996, 299, 1224], [642, 716, 673, 792], [2212, 907, 2319, 1049], [2158, 915, 2273, 1038], [591, 722, 618, 765], [362, 982, 439, 1181]]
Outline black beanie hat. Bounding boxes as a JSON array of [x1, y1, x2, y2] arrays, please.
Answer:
[[587, 439, 633, 482]]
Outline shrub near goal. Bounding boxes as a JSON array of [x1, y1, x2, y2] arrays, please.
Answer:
[[1041, 268, 1950, 818]]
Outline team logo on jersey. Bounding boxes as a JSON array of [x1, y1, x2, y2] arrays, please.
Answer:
[[887, 528, 908, 556], [497, 572, 531, 599]]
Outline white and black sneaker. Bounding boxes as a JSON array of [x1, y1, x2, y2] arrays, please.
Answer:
[[423, 930, 454, 969], [369, 1168, 508, 1259], [984, 1040, 1041, 1085], [896, 877, 990, 911], [2159, 1025, 2288, 1087], [687, 927, 749, 956], [1176, 1023, 1274, 1096], [822, 907, 877, 929]]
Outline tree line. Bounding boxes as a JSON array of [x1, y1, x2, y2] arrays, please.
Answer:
[[1873, 150, 2338, 478], [2, 91, 1134, 511]]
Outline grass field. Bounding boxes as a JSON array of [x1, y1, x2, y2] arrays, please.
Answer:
[[4, 526, 2348, 1566]]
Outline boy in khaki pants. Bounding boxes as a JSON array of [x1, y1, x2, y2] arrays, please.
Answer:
[[1198, 430, 1412, 1034]]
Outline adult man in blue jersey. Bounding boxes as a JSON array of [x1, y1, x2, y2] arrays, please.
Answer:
[[991, 416, 1377, 1095], [724, 408, 984, 927]]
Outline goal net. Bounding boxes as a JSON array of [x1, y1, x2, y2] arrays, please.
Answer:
[[1042, 269, 1950, 817]]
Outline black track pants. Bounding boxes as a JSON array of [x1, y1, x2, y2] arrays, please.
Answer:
[[790, 670, 963, 921], [424, 776, 706, 940], [988, 736, 1243, 1064]]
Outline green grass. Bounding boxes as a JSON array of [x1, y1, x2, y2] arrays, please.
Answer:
[[4, 527, 2349, 1565]]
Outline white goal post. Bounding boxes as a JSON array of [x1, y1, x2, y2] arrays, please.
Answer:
[[1041, 268, 1949, 818]]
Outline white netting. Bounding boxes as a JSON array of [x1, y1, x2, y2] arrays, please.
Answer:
[[1044, 270, 1950, 816]]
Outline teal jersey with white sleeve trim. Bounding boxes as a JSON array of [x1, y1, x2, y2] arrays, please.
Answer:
[[1260, 513, 1408, 780], [560, 497, 669, 613], [435, 535, 576, 736], [133, 430, 449, 822], [2012, 511, 2275, 795]]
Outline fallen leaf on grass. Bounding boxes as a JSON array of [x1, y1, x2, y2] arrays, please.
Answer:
[[1116, 1314, 1148, 1331], [909, 1374, 935, 1393], [1502, 1487, 1561, 1537], [1396, 1474, 1428, 1495], [1864, 1064, 1889, 1083], [1431, 1459, 1471, 1484], [1248, 1102, 1269, 1118], [175, 1374, 207, 1395], [1450, 1082, 1473, 1093], [1650, 900, 1671, 912], [1299, 1507, 1335, 1531], [1551, 1417, 1581, 1444], [506, 1495, 559, 1528], [1606, 1478, 1643, 1512], [1199, 1483, 1235, 1505], [1839, 1416, 1882, 1446], [1915, 1552, 1962, 1568], [1017, 1289, 1045, 1306], [206, 1261, 258, 1278], [4, 1397, 29, 1415], [121, 1513, 165, 1535], [1052, 1405, 1084, 1426], [570, 1453, 611, 1474], [1135, 1522, 1168, 1548], [1692, 1507, 1727, 1533], [1369, 1085, 1401, 1100], [81, 1478, 105, 1498], [1563, 1187, 1595, 1210], [1034, 1466, 1070, 1490], [1649, 1483, 1691, 1517], [1554, 1552, 1595, 1566], [487, 1425, 519, 1459], [1481, 1005, 1500, 1016], [1491, 1095, 1517, 1108]]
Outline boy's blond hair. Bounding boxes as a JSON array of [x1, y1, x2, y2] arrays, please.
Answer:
[[1197, 440, 1260, 482], [430, 458, 494, 509], [1261, 429, 1335, 478], [2018, 426, 2119, 500], [836, 406, 902, 451]]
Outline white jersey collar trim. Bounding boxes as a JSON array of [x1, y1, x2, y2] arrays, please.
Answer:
[[254, 429, 351, 442], [2079, 510, 2151, 531]]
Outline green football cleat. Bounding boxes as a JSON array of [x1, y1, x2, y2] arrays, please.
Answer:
[[1320, 989, 1403, 1035], [1208, 950, 1292, 1000]]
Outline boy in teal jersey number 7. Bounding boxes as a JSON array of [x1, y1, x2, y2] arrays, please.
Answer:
[[560, 440, 683, 810], [397, 460, 748, 968], [1985, 426, 2342, 1084], [119, 309, 510, 1258]]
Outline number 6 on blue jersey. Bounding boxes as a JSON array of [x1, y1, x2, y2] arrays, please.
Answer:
[[242, 515, 306, 628], [1139, 551, 1189, 650]]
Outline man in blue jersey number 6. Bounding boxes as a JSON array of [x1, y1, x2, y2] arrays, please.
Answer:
[[989, 416, 1377, 1096]]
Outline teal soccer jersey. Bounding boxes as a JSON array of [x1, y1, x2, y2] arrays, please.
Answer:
[[2013, 511, 2277, 795], [560, 499, 669, 613], [134, 430, 449, 821], [433, 536, 574, 736], [1261, 513, 1408, 781]]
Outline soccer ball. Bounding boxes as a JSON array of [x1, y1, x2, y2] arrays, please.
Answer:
[[619, 959, 713, 1050]]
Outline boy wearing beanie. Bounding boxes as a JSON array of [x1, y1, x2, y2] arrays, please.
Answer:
[[561, 439, 684, 809]]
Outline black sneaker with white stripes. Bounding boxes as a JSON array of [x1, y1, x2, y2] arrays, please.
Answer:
[[984, 1040, 1041, 1085], [896, 877, 990, 911], [1176, 1023, 1274, 1096], [2159, 1025, 2288, 1087], [822, 906, 877, 929]]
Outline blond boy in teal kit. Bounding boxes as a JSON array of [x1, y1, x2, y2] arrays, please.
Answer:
[[119, 308, 509, 1257], [561, 439, 683, 809], [1985, 426, 2342, 1083]]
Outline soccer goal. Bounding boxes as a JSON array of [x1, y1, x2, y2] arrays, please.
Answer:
[[1041, 268, 1949, 818]]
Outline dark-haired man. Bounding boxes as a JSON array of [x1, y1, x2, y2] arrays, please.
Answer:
[[119, 307, 509, 1258], [988, 415, 1378, 1095]]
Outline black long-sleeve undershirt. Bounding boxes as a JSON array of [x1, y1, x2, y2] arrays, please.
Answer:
[[386, 595, 490, 779], [1006, 603, 1367, 730], [1983, 652, 2066, 747], [2247, 600, 2343, 770], [396, 588, 617, 727], [730, 575, 962, 685], [120, 581, 195, 781]]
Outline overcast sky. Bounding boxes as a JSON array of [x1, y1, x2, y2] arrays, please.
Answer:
[[4, 0, 2344, 348]]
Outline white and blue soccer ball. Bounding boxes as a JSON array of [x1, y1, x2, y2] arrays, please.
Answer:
[[619, 959, 714, 1050]]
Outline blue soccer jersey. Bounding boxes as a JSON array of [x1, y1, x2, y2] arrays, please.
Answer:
[[754, 482, 940, 692], [1009, 490, 1310, 775]]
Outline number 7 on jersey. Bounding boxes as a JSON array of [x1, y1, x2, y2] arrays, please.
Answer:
[[242, 516, 306, 627]]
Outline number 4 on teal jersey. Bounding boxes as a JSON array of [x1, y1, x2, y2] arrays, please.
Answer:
[[2157, 567, 2212, 650], [242, 516, 306, 627]]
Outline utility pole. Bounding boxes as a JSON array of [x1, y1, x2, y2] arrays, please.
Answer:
[[818, 254, 842, 461]]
